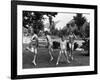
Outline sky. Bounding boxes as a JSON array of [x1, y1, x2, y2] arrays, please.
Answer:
[[43, 13, 90, 30]]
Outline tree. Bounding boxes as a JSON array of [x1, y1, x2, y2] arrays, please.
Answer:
[[23, 11, 58, 35], [84, 22, 90, 38], [74, 13, 86, 30], [73, 13, 87, 38], [44, 12, 57, 25], [23, 11, 44, 34], [73, 13, 90, 53], [44, 12, 58, 33]]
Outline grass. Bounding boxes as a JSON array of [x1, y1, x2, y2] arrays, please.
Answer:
[[23, 43, 89, 69]]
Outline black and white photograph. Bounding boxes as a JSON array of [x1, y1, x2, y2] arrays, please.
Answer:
[[22, 11, 90, 68], [11, 1, 97, 79]]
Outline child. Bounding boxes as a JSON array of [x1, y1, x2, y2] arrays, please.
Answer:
[[56, 36, 70, 65], [26, 31, 38, 66], [45, 31, 54, 61], [68, 31, 76, 60]]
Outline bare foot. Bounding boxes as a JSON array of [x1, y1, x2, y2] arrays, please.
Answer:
[[56, 62, 58, 65], [50, 57, 53, 61], [32, 60, 36, 66], [71, 56, 74, 60], [67, 60, 70, 63]]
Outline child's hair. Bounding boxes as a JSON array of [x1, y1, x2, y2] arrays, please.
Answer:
[[32, 30, 38, 36], [45, 31, 50, 35], [60, 35, 65, 41], [34, 30, 37, 34]]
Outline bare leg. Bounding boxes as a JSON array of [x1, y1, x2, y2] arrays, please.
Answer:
[[32, 54, 37, 66], [49, 46, 53, 61], [69, 50, 71, 57], [49, 49, 53, 61], [69, 49, 73, 60], [51, 47, 54, 52], [56, 50, 62, 65], [71, 51, 73, 60], [32, 48, 37, 66], [64, 50, 70, 63], [69, 43, 71, 57], [26, 46, 31, 51], [69, 43, 73, 60], [71, 44, 74, 60]]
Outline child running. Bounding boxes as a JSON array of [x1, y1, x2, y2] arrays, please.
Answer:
[[26, 31, 38, 66], [56, 36, 70, 65]]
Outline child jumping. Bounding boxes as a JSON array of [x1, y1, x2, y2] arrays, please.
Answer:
[[45, 31, 54, 61], [56, 36, 70, 65]]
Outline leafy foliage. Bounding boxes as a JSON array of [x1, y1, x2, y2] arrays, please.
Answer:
[[23, 11, 57, 34], [73, 13, 90, 38], [74, 13, 86, 30]]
